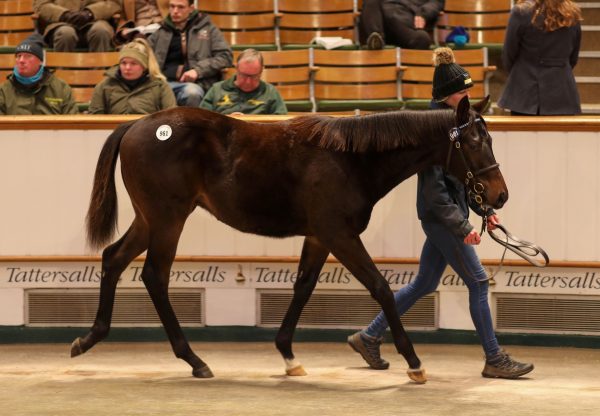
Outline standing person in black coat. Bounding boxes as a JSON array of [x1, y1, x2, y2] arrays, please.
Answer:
[[498, 0, 582, 115], [359, 0, 444, 50]]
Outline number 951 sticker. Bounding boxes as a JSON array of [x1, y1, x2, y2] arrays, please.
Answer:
[[156, 125, 173, 141]]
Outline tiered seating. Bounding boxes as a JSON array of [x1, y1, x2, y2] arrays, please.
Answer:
[[277, 0, 358, 48], [0, 1, 509, 114], [399, 48, 496, 109], [226, 48, 447, 112], [226, 49, 314, 111], [0, 0, 36, 49], [45, 51, 119, 110], [312, 48, 402, 111], [0, 53, 14, 80], [202, 0, 277, 50], [436, 0, 511, 49]]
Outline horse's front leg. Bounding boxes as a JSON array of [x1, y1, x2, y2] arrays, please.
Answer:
[[327, 236, 426, 384], [275, 237, 329, 376], [71, 221, 148, 357]]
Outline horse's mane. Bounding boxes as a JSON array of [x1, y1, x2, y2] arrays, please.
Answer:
[[289, 110, 454, 152]]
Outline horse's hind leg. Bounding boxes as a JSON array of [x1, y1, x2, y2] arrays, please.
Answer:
[[325, 236, 426, 383], [72, 218, 149, 357], [275, 237, 329, 376], [140, 217, 212, 378]]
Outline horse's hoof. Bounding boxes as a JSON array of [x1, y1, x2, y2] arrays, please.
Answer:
[[192, 365, 214, 378], [407, 367, 427, 384], [70, 338, 83, 358], [286, 365, 307, 376], [284, 358, 307, 376]]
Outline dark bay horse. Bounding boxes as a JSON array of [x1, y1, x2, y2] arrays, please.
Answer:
[[73, 96, 507, 384]]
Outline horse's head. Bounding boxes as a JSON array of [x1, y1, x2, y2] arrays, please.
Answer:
[[446, 96, 508, 210]]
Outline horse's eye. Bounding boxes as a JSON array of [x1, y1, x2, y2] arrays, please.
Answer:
[[476, 123, 490, 142]]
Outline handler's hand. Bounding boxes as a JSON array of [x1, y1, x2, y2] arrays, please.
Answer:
[[464, 230, 481, 245], [487, 214, 500, 231]]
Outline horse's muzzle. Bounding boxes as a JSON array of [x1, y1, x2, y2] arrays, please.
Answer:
[[494, 191, 508, 209]]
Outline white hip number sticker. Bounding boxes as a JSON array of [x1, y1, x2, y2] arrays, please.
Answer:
[[156, 125, 173, 141]]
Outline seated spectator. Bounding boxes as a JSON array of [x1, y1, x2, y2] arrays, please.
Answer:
[[115, 0, 166, 45], [89, 38, 176, 114], [359, 0, 444, 50], [0, 34, 77, 115], [148, 0, 233, 107], [200, 49, 287, 115], [34, 0, 122, 52]]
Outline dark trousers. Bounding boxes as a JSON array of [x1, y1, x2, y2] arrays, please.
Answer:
[[359, 0, 433, 49]]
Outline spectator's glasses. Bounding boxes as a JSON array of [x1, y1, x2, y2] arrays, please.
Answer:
[[237, 70, 262, 81]]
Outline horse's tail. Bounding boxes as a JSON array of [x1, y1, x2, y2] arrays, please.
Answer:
[[86, 120, 136, 250]]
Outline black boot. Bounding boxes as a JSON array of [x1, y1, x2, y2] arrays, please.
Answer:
[[366, 32, 384, 50]]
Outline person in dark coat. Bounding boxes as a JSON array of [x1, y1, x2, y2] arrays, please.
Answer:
[[498, 0, 582, 115], [147, 0, 232, 107], [359, 0, 444, 50]]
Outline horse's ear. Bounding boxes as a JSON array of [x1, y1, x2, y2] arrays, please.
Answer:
[[456, 95, 470, 125], [472, 95, 491, 114]]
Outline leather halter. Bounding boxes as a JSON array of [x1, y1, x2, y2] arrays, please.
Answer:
[[445, 117, 500, 207], [445, 118, 549, 276]]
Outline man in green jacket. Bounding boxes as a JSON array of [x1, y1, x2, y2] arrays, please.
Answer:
[[200, 49, 287, 115], [0, 35, 77, 115]]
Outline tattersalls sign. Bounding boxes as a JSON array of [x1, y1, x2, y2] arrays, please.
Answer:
[[1, 261, 600, 295]]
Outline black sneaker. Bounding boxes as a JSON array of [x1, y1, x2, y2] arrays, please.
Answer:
[[366, 32, 384, 50], [482, 350, 534, 379], [347, 331, 389, 370]]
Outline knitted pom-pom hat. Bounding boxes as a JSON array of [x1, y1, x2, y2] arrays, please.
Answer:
[[432, 47, 473, 102]]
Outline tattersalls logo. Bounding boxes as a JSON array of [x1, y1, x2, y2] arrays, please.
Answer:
[[129, 265, 226, 283], [6, 266, 101, 284], [253, 266, 419, 286], [504, 270, 600, 290], [0, 263, 230, 289]]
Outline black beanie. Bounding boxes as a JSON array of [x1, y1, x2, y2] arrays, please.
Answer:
[[15, 33, 45, 62], [432, 47, 473, 102]]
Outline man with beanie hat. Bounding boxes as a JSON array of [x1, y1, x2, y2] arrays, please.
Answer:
[[34, 0, 121, 52], [0, 34, 77, 114], [348, 47, 535, 380]]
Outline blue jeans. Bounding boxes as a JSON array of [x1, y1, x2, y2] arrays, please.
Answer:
[[168, 81, 205, 107], [365, 221, 500, 358]]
